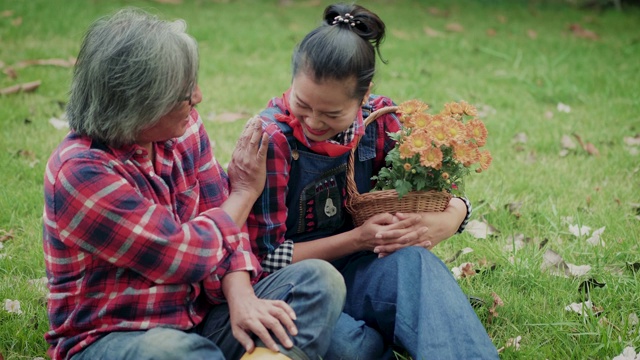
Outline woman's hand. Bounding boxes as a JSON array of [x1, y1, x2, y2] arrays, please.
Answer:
[[227, 117, 269, 200], [354, 213, 425, 254], [371, 198, 468, 256], [365, 213, 429, 257], [223, 272, 298, 354]]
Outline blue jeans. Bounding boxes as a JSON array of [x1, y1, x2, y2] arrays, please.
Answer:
[[325, 247, 500, 360], [72, 259, 345, 360]]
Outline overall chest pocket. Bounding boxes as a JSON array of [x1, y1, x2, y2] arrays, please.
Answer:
[[296, 173, 345, 235]]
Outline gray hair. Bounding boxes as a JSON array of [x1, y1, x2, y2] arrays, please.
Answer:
[[67, 8, 199, 147]]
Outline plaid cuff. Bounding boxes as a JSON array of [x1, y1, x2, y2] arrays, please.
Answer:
[[261, 240, 294, 274], [455, 196, 472, 234]]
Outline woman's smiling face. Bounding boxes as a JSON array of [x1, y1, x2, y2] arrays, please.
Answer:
[[289, 72, 364, 142]]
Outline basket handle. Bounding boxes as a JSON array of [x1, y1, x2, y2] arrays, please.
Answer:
[[346, 105, 399, 199]]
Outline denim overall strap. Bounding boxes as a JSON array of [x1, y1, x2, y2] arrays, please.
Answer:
[[258, 103, 379, 243]]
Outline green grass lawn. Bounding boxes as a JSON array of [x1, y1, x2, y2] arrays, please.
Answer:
[[1, 0, 639, 359]]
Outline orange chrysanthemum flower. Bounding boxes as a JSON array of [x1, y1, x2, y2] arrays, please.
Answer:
[[403, 163, 412, 171], [398, 100, 429, 116], [452, 141, 480, 165], [412, 113, 431, 130], [443, 101, 464, 117], [460, 100, 478, 117], [398, 142, 414, 159], [429, 124, 450, 147], [445, 118, 467, 144], [407, 131, 431, 153], [466, 119, 488, 147], [441, 172, 450, 180], [420, 146, 444, 169], [478, 150, 492, 170], [428, 114, 446, 128]]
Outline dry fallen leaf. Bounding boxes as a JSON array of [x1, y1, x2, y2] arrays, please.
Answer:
[[451, 262, 476, 279], [567, 264, 591, 277], [487, 292, 504, 324], [527, 29, 538, 39], [612, 346, 640, 360], [624, 135, 640, 147], [505, 202, 522, 217], [0, 84, 20, 95], [512, 132, 528, 144], [586, 226, 606, 246], [16, 149, 39, 168], [557, 102, 571, 113], [3, 66, 17, 79], [584, 142, 600, 156], [465, 219, 498, 239], [541, 248, 571, 277], [565, 300, 595, 317], [501, 335, 522, 352], [502, 233, 529, 252], [445, 23, 464, 32], [569, 224, 591, 237], [572, 133, 600, 157], [1, 10, 14, 17], [0, 80, 41, 95], [0, 229, 14, 242], [49, 117, 69, 130], [427, 7, 446, 16], [423, 26, 443, 37], [486, 28, 497, 37], [561, 134, 577, 150], [13, 58, 76, 69], [11, 16, 22, 26], [579, 278, 606, 300], [569, 23, 599, 40]]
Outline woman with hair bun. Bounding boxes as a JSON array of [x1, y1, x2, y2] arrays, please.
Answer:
[[244, 3, 500, 359]]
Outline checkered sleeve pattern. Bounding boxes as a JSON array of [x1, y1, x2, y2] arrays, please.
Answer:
[[261, 240, 294, 274], [455, 196, 472, 234]]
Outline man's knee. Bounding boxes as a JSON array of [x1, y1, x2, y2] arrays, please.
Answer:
[[296, 259, 345, 287], [291, 259, 346, 302], [133, 328, 221, 359]]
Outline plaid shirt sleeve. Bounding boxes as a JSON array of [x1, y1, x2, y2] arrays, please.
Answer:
[[189, 117, 261, 300], [247, 121, 293, 272], [371, 96, 472, 234]]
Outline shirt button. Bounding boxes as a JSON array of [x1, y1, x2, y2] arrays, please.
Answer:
[[135, 149, 143, 155]]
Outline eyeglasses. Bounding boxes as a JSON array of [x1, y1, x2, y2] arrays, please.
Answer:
[[178, 84, 195, 106]]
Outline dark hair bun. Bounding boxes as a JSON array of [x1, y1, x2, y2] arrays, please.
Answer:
[[323, 3, 385, 50]]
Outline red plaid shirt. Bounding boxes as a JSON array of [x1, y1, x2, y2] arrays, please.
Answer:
[[43, 109, 260, 360]]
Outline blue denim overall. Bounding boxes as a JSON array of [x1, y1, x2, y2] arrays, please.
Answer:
[[271, 115, 377, 245], [259, 100, 499, 360]]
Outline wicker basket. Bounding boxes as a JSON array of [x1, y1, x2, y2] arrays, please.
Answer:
[[345, 106, 453, 227]]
